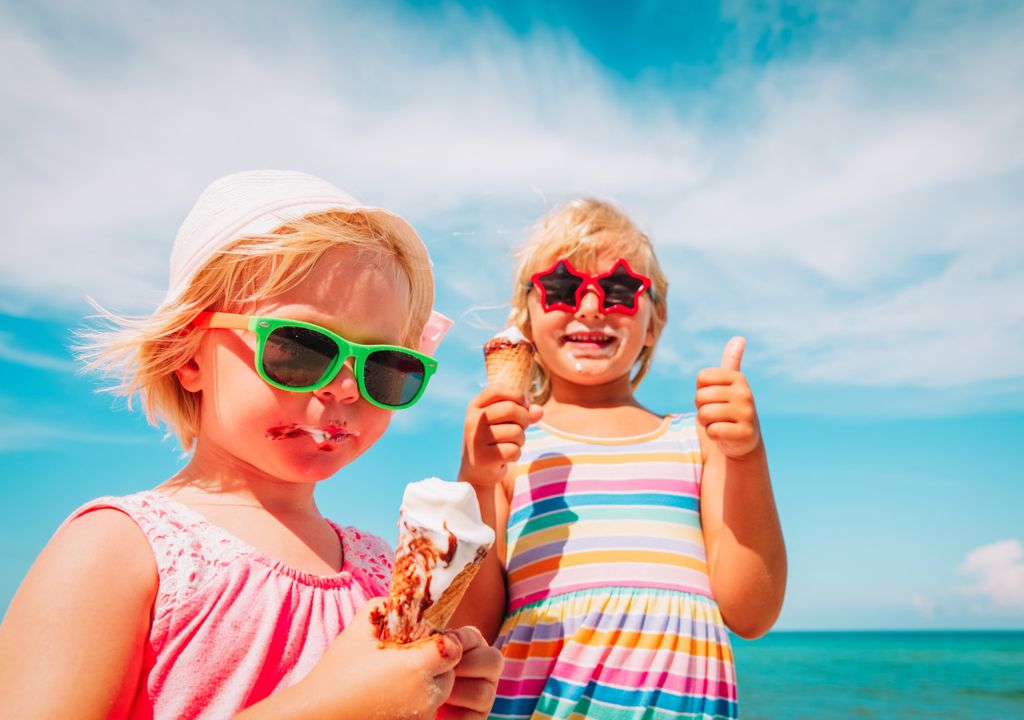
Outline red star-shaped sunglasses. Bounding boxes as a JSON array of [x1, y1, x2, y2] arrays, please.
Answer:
[[529, 258, 655, 315]]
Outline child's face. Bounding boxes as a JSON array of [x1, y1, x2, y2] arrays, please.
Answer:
[[527, 243, 655, 395], [183, 245, 410, 484]]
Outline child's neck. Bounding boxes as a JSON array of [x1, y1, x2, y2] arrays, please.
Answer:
[[161, 444, 319, 515], [548, 372, 637, 407], [543, 378, 662, 439], [157, 453, 344, 577]]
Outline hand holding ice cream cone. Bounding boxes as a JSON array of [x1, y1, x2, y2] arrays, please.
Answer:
[[458, 329, 543, 488]]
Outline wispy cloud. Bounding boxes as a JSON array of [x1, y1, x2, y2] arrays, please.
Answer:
[[958, 539, 1024, 614], [654, 4, 1024, 388], [1, 0, 1021, 399], [0, 332, 76, 372], [0, 416, 146, 453]]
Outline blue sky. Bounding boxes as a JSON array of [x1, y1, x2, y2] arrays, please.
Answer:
[[1, 0, 1022, 630]]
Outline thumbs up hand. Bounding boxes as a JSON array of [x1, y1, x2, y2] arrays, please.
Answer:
[[695, 336, 762, 459]]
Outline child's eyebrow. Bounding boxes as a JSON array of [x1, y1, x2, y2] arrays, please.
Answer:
[[303, 316, 405, 347]]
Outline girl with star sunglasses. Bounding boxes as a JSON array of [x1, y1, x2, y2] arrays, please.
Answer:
[[453, 196, 785, 720]]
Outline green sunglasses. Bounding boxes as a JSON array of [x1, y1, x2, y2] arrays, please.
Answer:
[[192, 312, 438, 410]]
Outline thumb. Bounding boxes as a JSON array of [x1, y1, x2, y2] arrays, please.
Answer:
[[423, 630, 464, 673], [528, 403, 544, 424], [350, 597, 388, 640], [720, 336, 746, 371]]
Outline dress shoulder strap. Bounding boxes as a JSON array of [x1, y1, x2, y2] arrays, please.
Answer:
[[64, 491, 249, 616], [667, 412, 700, 444], [331, 524, 394, 593]]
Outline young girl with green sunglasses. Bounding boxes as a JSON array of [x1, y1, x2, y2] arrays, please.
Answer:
[[0, 171, 500, 719]]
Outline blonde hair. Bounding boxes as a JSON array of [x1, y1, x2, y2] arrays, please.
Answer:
[[77, 211, 434, 450], [508, 198, 668, 404]]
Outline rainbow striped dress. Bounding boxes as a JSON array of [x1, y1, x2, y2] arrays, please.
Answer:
[[491, 414, 737, 720]]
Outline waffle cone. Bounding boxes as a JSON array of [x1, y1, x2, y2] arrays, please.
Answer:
[[421, 555, 485, 634], [484, 341, 534, 394]]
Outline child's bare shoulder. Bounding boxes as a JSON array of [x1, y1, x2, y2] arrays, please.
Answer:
[[47, 508, 157, 591], [0, 509, 156, 712]]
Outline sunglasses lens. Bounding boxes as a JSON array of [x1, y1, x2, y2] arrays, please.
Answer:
[[363, 350, 427, 407], [535, 264, 583, 309], [598, 266, 645, 310], [263, 326, 338, 388]]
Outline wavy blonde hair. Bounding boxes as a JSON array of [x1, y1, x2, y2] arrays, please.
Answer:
[[77, 211, 434, 450], [507, 198, 668, 404]]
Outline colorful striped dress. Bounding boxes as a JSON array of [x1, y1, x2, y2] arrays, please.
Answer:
[[491, 414, 737, 720]]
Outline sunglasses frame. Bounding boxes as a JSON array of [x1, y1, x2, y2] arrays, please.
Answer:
[[191, 311, 438, 410], [529, 258, 653, 316]]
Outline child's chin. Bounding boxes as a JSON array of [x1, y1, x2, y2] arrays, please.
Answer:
[[271, 454, 350, 483], [560, 353, 616, 372]]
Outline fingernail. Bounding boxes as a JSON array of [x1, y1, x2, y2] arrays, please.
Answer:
[[436, 631, 461, 659]]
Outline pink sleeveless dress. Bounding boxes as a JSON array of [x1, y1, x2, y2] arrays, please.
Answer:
[[64, 490, 393, 719]]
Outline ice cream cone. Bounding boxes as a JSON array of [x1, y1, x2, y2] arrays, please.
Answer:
[[420, 546, 488, 634], [483, 327, 535, 394], [378, 478, 495, 644]]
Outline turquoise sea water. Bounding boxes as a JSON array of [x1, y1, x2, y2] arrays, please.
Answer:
[[731, 632, 1024, 719]]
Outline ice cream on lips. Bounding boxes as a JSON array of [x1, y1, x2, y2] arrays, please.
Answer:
[[265, 423, 356, 448]]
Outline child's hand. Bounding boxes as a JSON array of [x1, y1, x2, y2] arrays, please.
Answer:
[[460, 386, 543, 487], [695, 337, 762, 459], [438, 626, 504, 719], [283, 599, 463, 719]]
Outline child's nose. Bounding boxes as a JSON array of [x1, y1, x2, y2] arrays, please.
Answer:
[[574, 285, 605, 319], [313, 360, 360, 405]]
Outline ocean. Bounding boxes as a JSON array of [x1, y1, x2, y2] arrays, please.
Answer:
[[731, 631, 1024, 719]]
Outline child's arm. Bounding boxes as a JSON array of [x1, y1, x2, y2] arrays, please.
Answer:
[[451, 385, 542, 643], [0, 510, 157, 719], [695, 337, 787, 639]]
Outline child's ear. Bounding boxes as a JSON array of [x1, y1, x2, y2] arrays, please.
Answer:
[[175, 357, 203, 393], [644, 322, 656, 348]]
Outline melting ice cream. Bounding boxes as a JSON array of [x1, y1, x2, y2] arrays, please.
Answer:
[[379, 477, 495, 643]]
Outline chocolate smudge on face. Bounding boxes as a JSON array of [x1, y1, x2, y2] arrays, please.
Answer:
[[266, 423, 354, 444], [266, 424, 306, 440]]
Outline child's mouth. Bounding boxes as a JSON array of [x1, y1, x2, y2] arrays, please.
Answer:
[[561, 331, 617, 349], [266, 424, 358, 450]]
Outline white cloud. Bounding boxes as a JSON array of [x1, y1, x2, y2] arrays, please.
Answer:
[[1, 0, 1022, 399], [0, 1, 703, 305], [643, 7, 1024, 388], [909, 593, 934, 618], [958, 539, 1024, 613]]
